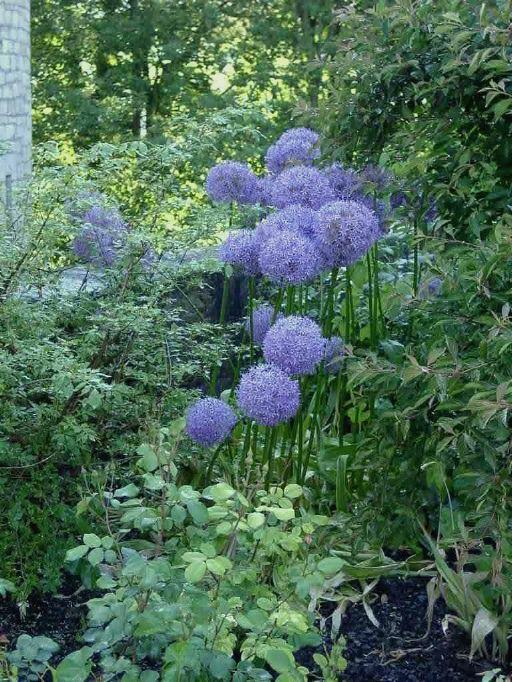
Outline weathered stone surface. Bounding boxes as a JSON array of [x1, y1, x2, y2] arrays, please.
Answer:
[[0, 0, 31, 188]]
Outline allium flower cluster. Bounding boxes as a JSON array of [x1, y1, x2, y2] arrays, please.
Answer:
[[325, 163, 361, 200], [245, 303, 281, 345], [263, 316, 325, 376], [72, 205, 127, 268], [185, 397, 237, 447], [258, 230, 322, 285], [236, 364, 300, 426], [323, 336, 345, 374], [271, 166, 335, 210], [361, 164, 392, 189], [315, 200, 381, 268], [265, 128, 320, 174], [206, 161, 260, 205], [218, 230, 260, 275]]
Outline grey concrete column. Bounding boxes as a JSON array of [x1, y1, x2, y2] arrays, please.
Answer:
[[0, 0, 32, 207]]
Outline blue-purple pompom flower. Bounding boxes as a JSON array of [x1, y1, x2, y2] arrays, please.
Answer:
[[325, 163, 361, 200], [219, 230, 260, 275], [259, 230, 322, 285], [361, 164, 392, 190], [323, 336, 345, 374], [185, 397, 237, 447], [258, 205, 319, 243], [206, 161, 260, 205], [271, 166, 335, 210], [265, 128, 320, 174], [245, 304, 282, 345], [236, 364, 300, 426], [72, 205, 127, 267], [263, 315, 325, 376], [314, 200, 381, 268]]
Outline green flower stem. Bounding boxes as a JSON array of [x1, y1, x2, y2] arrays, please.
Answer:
[[248, 276, 255, 362], [209, 268, 230, 394], [372, 243, 385, 338], [265, 426, 280, 490], [366, 252, 376, 349], [285, 285, 296, 315], [272, 287, 284, 322], [301, 370, 325, 483], [322, 267, 339, 336], [205, 443, 225, 485]]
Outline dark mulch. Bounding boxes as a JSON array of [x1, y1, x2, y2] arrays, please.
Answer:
[[0, 575, 95, 658], [298, 576, 504, 681], [0, 575, 507, 681]]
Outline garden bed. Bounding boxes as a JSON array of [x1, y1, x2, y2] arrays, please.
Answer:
[[1, 575, 502, 680]]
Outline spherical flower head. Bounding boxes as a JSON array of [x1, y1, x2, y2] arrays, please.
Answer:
[[263, 315, 325, 376], [314, 200, 381, 268], [206, 161, 260, 205], [256, 175, 274, 207], [258, 230, 322, 285], [185, 397, 237, 447], [361, 164, 392, 190], [390, 190, 408, 210], [325, 163, 361, 200], [82, 205, 128, 234], [236, 364, 300, 426], [218, 229, 260, 275], [271, 166, 336, 210], [354, 193, 388, 234], [323, 336, 345, 374], [245, 303, 282, 345], [73, 226, 117, 267], [265, 128, 320, 174], [254, 206, 318, 248]]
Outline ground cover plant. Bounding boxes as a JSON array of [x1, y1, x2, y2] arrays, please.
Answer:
[[1, 0, 512, 680]]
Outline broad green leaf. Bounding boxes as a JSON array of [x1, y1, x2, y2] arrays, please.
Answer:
[[184, 560, 207, 583], [317, 557, 344, 574]]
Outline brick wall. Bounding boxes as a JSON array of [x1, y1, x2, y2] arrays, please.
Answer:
[[0, 0, 31, 189]]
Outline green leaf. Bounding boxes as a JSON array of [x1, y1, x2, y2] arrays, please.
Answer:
[[470, 607, 498, 659], [54, 647, 93, 681], [114, 483, 139, 498], [65, 545, 88, 562], [317, 557, 344, 575], [247, 512, 266, 529], [264, 648, 295, 674], [207, 482, 236, 502], [186, 500, 209, 525], [206, 557, 231, 575], [271, 507, 295, 522], [136, 443, 159, 472], [87, 547, 104, 566], [283, 484, 302, 499], [83, 533, 101, 548], [184, 560, 207, 583]]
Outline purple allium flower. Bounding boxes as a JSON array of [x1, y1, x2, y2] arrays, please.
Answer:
[[323, 336, 345, 374], [428, 276, 443, 295], [236, 364, 300, 426], [263, 315, 325, 376], [424, 197, 438, 224], [72, 204, 128, 267], [390, 191, 408, 210], [256, 175, 274, 207], [206, 161, 260, 205], [73, 227, 117, 267], [271, 166, 336, 210], [314, 200, 381, 268], [259, 230, 322, 284], [254, 206, 319, 247], [218, 230, 260, 275], [245, 303, 282, 345], [361, 164, 392, 189], [265, 128, 320, 174], [185, 397, 237, 447], [325, 163, 361, 200]]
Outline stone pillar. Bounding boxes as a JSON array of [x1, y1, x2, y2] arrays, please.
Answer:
[[0, 0, 31, 206]]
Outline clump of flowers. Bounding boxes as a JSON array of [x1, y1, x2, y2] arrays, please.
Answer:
[[361, 164, 392, 190], [263, 315, 325, 376], [323, 336, 345, 374], [258, 230, 322, 285], [271, 166, 335, 210], [315, 200, 381, 268], [72, 205, 128, 268], [218, 230, 260, 275], [206, 161, 260, 205], [325, 163, 361, 200], [265, 127, 320, 174], [236, 364, 300, 426], [245, 304, 282, 345], [185, 397, 237, 447]]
